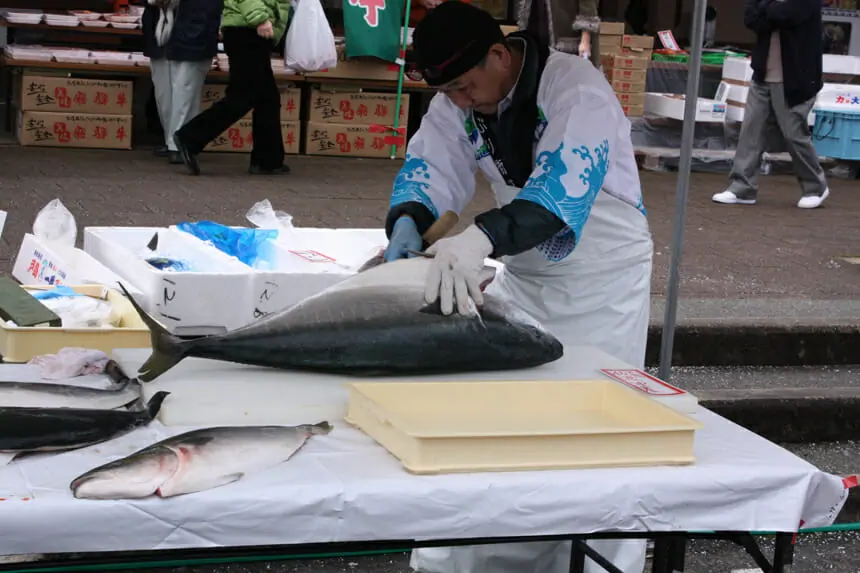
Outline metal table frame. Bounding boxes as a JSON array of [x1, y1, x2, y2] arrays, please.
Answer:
[[0, 530, 797, 573]]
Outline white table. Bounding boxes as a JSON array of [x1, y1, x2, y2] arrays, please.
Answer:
[[0, 348, 850, 564]]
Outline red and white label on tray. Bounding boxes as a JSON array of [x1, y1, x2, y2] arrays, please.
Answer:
[[289, 250, 337, 263], [600, 369, 687, 396]]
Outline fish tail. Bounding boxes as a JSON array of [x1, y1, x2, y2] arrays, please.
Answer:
[[301, 421, 333, 435], [117, 282, 188, 382]]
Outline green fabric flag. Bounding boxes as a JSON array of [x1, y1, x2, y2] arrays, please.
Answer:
[[343, 0, 405, 62]]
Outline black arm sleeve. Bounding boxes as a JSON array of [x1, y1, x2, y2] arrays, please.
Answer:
[[474, 199, 566, 258], [384, 201, 437, 239]]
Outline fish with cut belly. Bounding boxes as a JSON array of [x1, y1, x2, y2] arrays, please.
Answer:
[[0, 392, 169, 466], [121, 256, 564, 383], [70, 422, 332, 499], [0, 377, 141, 409]]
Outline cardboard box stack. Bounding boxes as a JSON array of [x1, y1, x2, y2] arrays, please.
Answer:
[[598, 23, 654, 60], [15, 74, 134, 149], [720, 56, 753, 123], [304, 87, 409, 159], [601, 53, 651, 117], [201, 84, 302, 153]]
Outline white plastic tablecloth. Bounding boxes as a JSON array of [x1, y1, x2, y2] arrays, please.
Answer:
[[0, 403, 849, 556]]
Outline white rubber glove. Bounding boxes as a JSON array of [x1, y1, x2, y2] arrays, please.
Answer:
[[424, 224, 494, 316]]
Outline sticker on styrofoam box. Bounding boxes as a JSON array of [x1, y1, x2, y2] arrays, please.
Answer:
[[13, 233, 144, 298], [308, 88, 410, 126], [290, 250, 337, 263], [18, 74, 133, 114], [600, 369, 699, 414], [82, 226, 255, 336]]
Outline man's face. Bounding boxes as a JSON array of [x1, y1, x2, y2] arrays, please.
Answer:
[[438, 45, 511, 114]]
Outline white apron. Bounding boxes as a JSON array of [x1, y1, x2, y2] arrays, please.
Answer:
[[410, 183, 654, 573]]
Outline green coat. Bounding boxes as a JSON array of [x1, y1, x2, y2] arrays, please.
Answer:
[[222, 0, 292, 43]]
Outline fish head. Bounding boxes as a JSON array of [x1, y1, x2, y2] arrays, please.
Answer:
[[70, 446, 179, 500]]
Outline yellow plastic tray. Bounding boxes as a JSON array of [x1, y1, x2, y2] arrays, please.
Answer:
[[0, 284, 151, 363], [345, 379, 704, 475]]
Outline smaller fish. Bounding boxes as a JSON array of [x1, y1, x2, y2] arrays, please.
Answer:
[[0, 377, 141, 409], [0, 392, 169, 466], [71, 421, 332, 499]]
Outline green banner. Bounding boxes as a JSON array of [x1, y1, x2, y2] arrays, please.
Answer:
[[343, 0, 405, 62]]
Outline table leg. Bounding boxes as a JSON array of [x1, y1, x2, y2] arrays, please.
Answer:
[[571, 539, 625, 573], [669, 536, 687, 572], [651, 538, 671, 573], [772, 532, 795, 573], [569, 536, 586, 573]]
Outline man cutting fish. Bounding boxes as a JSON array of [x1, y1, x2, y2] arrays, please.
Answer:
[[382, 2, 653, 572]]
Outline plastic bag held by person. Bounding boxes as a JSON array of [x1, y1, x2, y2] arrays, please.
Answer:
[[32, 198, 77, 247], [284, 0, 338, 72]]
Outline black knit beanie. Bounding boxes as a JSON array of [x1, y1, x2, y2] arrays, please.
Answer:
[[412, 1, 505, 86]]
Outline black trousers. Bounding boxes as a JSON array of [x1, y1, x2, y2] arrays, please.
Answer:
[[176, 26, 284, 169]]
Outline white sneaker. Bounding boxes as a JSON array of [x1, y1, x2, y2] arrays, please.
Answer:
[[712, 190, 756, 205], [797, 188, 830, 209]]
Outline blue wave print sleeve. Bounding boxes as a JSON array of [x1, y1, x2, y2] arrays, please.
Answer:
[[506, 86, 614, 261], [385, 94, 478, 238]]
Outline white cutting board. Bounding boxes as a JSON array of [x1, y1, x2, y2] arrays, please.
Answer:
[[111, 346, 634, 427]]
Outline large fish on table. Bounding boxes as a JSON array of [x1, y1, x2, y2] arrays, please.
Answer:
[[0, 392, 169, 466], [120, 257, 564, 383], [0, 377, 141, 409], [70, 421, 332, 499]]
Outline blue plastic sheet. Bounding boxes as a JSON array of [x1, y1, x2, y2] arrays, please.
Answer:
[[30, 286, 84, 300], [176, 221, 278, 268]]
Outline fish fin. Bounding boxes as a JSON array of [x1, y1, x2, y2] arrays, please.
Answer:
[[116, 282, 188, 382], [301, 421, 333, 435], [418, 300, 445, 316], [143, 391, 171, 420], [356, 252, 385, 273], [0, 453, 17, 466]]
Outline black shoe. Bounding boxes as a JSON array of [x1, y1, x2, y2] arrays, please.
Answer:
[[249, 163, 290, 175], [168, 151, 184, 165], [153, 145, 170, 158], [173, 133, 200, 176]]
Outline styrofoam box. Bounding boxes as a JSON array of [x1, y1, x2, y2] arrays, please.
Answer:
[[823, 54, 860, 76], [13, 233, 144, 297], [83, 227, 253, 336], [644, 93, 726, 123], [173, 225, 389, 319], [722, 56, 753, 83]]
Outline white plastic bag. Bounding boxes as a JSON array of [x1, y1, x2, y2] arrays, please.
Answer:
[[284, 0, 337, 72], [246, 199, 296, 237], [32, 198, 77, 247]]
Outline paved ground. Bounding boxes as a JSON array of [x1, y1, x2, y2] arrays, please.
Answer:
[[1, 146, 859, 302]]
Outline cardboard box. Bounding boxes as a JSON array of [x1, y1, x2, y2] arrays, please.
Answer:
[[306, 47, 403, 83], [609, 80, 646, 93], [602, 54, 651, 71], [304, 121, 407, 159], [622, 34, 655, 50], [17, 111, 132, 149], [600, 21, 626, 35], [204, 119, 300, 154], [621, 103, 645, 117], [616, 92, 645, 107], [605, 68, 647, 83], [199, 84, 302, 121], [644, 93, 727, 123], [600, 35, 623, 49], [308, 88, 410, 126], [18, 74, 133, 115]]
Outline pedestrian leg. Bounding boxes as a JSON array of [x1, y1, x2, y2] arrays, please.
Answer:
[[770, 83, 829, 208], [149, 58, 173, 153], [166, 59, 211, 155], [714, 81, 774, 204], [249, 42, 286, 172]]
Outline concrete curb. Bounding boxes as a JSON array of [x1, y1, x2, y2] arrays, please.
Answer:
[[646, 324, 860, 367], [698, 388, 860, 443]]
